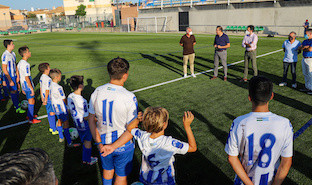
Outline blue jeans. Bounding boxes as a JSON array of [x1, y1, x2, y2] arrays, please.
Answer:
[[282, 62, 296, 84]]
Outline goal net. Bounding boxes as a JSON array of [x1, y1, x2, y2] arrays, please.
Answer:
[[126, 16, 167, 33]]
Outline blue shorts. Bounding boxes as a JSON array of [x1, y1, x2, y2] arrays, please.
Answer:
[[56, 113, 68, 122], [45, 102, 54, 114], [100, 144, 134, 177], [78, 129, 92, 143], [4, 76, 18, 91]]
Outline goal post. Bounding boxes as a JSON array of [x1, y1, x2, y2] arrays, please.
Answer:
[[127, 16, 167, 33]]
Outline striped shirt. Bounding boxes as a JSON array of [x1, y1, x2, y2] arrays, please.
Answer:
[[1, 50, 17, 78]]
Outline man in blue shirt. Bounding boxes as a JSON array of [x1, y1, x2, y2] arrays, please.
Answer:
[[279, 32, 301, 88], [303, 19, 309, 35], [212, 26, 230, 81], [299, 29, 312, 94]]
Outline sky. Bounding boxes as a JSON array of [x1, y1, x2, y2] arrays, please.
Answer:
[[1, 0, 64, 10], [1, 0, 135, 11]]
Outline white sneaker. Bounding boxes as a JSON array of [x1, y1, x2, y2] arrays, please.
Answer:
[[191, 74, 196, 78], [291, 83, 297, 88], [279, 82, 287, 87], [183, 74, 187, 78]]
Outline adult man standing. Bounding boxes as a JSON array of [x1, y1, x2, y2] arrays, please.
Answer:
[[303, 19, 309, 36], [89, 57, 138, 185], [211, 26, 230, 81], [241, 25, 258, 82], [299, 29, 312, 95], [180, 27, 196, 78], [279, 32, 301, 88]]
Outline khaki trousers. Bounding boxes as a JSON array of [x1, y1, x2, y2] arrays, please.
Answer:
[[244, 50, 258, 79], [183, 53, 195, 74]]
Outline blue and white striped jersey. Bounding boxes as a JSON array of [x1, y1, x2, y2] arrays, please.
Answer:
[[1, 50, 17, 78], [17, 60, 34, 91], [39, 74, 52, 102], [89, 83, 138, 146], [67, 93, 89, 131], [225, 112, 293, 185], [50, 82, 67, 115], [131, 128, 189, 185]]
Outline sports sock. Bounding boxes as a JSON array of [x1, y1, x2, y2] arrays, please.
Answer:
[[83, 145, 92, 163], [57, 126, 64, 139], [0, 87, 3, 99], [48, 114, 57, 131], [3, 86, 9, 97], [103, 178, 113, 185], [64, 128, 72, 145], [11, 92, 20, 109], [27, 103, 34, 121]]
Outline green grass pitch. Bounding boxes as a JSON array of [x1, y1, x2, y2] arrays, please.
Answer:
[[0, 32, 311, 185]]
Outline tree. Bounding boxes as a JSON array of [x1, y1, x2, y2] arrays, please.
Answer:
[[75, 4, 86, 17]]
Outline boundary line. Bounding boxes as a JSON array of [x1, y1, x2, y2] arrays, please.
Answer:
[[0, 48, 283, 131]]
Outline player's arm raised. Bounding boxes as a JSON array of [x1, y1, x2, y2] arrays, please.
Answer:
[[272, 157, 292, 185], [228, 155, 254, 185], [183, 111, 197, 153]]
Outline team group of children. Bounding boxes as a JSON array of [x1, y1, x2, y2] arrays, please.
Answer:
[[1, 39, 97, 165], [1, 39, 294, 185]]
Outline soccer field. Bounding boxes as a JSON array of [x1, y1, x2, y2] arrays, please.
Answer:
[[0, 32, 311, 185]]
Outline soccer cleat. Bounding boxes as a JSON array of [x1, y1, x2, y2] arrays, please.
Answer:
[[291, 83, 297, 89], [52, 130, 59, 135], [224, 77, 227, 81], [183, 74, 187, 78], [299, 88, 309, 92], [191, 74, 196, 78], [279, 82, 287, 87], [0, 98, 6, 102], [240, 78, 248, 83], [16, 107, 26, 114], [211, 76, 218, 80], [83, 157, 98, 166], [26, 115, 38, 120], [68, 143, 81, 148], [29, 119, 42, 124], [59, 138, 64, 143], [307, 91, 312, 95], [49, 128, 53, 132]]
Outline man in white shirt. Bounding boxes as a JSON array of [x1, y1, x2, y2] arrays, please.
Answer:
[[89, 57, 138, 185], [279, 32, 301, 88], [225, 76, 293, 185]]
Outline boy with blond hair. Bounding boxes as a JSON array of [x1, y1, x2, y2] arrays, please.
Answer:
[[102, 107, 197, 185]]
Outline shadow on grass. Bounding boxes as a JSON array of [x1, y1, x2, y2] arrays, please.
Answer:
[[138, 99, 233, 184]]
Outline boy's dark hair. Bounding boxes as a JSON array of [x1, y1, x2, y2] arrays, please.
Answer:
[[247, 25, 255, 31], [49, 68, 62, 80], [18, 46, 29, 57], [249, 76, 273, 106], [3, 39, 13, 48], [216, 26, 223, 32], [69, 75, 84, 91], [38, 63, 50, 73], [0, 148, 56, 185], [107, 57, 129, 80]]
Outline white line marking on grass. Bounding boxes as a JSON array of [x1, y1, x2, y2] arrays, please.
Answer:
[[0, 49, 283, 131]]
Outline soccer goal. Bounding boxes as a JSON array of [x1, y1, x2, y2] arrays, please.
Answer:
[[126, 16, 167, 33]]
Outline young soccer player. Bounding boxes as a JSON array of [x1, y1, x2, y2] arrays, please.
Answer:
[[17, 46, 41, 124], [102, 107, 197, 185], [0, 66, 6, 101], [88, 57, 138, 185], [225, 76, 293, 185], [50, 68, 80, 147], [1, 39, 25, 113], [38, 63, 57, 134], [68, 75, 98, 165]]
